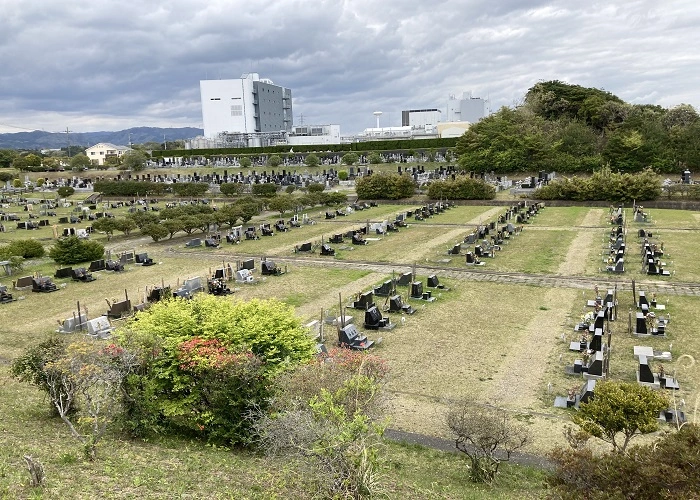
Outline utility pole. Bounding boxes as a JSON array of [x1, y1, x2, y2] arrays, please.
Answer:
[[65, 127, 72, 158], [163, 134, 167, 150]]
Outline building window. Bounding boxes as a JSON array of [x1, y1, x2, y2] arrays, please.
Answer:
[[210, 98, 220, 101], [231, 105, 242, 116]]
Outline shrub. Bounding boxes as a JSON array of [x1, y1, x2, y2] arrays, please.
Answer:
[[48, 236, 105, 265], [341, 152, 359, 165], [427, 177, 496, 200], [548, 424, 700, 499], [338, 170, 349, 181], [251, 183, 278, 197], [304, 153, 319, 167], [2, 239, 45, 259], [267, 154, 282, 167], [171, 182, 208, 197], [57, 186, 75, 198], [367, 152, 382, 164], [533, 167, 662, 202], [116, 295, 315, 444], [307, 183, 325, 194], [355, 173, 416, 199], [220, 182, 243, 197], [239, 157, 252, 168]]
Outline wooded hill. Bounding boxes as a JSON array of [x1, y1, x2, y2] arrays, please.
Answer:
[[454, 81, 699, 175]]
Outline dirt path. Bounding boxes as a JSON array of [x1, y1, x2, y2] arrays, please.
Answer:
[[480, 287, 576, 409], [556, 208, 604, 276]]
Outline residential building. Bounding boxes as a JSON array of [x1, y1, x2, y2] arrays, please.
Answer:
[[85, 143, 132, 166]]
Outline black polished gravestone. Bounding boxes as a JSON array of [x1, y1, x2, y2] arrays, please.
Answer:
[[240, 259, 255, 271], [585, 351, 605, 378], [363, 306, 395, 331], [106, 299, 132, 319], [135, 253, 155, 266], [605, 258, 624, 273], [373, 280, 395, 297], [320, 244, 335, 256], [205, 238, 220, 248], [338, 324, 375, 351], [427, 275, 448, 290], [261, 260, 284, 276], [351, 233, 367, 245], [351, 291, 375, 310], [388, 294, 415, 314], [54, 267, 73, 279], [554, 379, 596, 409], [296, 242, 313, 253], [207, 278, 232, 296], [71, 268, 95, 283], [449, 243, 461, 255], [329, 234, 344, 244], [0, 285, 16, 304], [147, 286, 171, 303], [410, 281, 436, 302], [32, 277, 58, 293], [89, 259, 106, 272], [106, 260, 124, 272], [396, 272, 413, 286]]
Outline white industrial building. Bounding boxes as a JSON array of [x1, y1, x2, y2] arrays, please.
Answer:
[[401, 109, 441, 130], [446, 93, 485, 123], [286, 124, 341, 145], [199, 73, 292, 144]]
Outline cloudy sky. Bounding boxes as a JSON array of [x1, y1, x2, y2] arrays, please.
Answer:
[[1, 0, 699, 136]]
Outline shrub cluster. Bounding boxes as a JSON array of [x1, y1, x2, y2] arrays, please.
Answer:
[[533, 167, 662, 202], [117, 295, 316, 445], [427, 177, 496, 200], [356, 173, 416, 200], [548, 424, 700, 499], [0, 239, 45, 259], [48, 236, 105, 265]]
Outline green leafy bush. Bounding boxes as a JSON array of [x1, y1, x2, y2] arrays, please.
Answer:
[[338, 170, 349, 181], [307, 183, 325, 194], [533, 167, 662, 202], [355, 173, 416, 200], [48, 236, 105, 265], [116, 295, 316, 444], [267, 154, 282, 167], [427, 177, 496, 200], [251, 183, 279, 197], [171, 182, 208, 197], [219, 182, 243, 197], [57, 186, 75, 198], [548, 424, 700, 499], [1, 239, 45, 258], [93, 180, 168, 197]]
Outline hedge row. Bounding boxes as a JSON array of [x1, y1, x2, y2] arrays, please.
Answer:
[[150, 138, 458, 158], [533, 167, 662, 202], [426, 177, 496, 200], [93, 181, 208, 197]]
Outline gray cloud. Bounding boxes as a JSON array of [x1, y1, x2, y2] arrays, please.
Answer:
[[0, 0, 698, 135]]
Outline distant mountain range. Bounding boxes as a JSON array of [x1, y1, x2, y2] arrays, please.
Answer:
[[0, 127, 203, 150]]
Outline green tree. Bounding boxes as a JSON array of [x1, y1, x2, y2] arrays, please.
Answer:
[[70, 154, 93, 171], [1, 239, 45, 259], [267, 154, 282, 167], [219, 182, 244, 197], [573, 381, 668, 453], [239, 156, 252, 168], [267, 195, 294, 216], [113, 217, 137, 236], [128, 211, 160, 230], [161, 218, 183, 239], [251, 183, 278, 197], [49, 236, 105, 265], [91, 217, 118, 238], [367, 152, 382, 164], [306, 183, 325, 194], [57, 186, 75, 198], [304, 153, 320, 167], [142, 223, 169, 242], [342, 152, 359, 166], [236, 202, 260, 224], [12, 178, 22, 188], [119, 151, 149, 171], [0, 149, 17, 168]]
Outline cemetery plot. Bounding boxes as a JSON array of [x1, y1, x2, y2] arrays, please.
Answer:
[[479, 229, 577, 274], [521, 206, 595, 228]]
